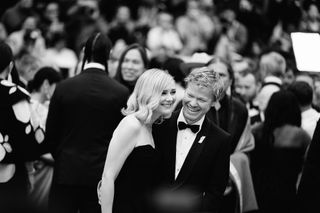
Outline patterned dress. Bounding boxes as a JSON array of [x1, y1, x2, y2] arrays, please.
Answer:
[[0, 79, 42, 210]]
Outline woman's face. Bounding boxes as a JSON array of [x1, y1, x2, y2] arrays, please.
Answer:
[[121, 49, 145, 82], [154, 80, 176, 119]]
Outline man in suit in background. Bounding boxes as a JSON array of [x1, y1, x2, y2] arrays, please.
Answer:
[[44, 33, 129, 213], [153, 66, 230, 213]]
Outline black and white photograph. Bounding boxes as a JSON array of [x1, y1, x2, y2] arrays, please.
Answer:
[[0, 0, 320, 213]]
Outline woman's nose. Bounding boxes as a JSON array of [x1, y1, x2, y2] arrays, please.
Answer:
[[166, 93, 175, 102]]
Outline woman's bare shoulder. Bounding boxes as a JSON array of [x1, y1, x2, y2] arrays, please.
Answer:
[[118, 114, 143, 133]]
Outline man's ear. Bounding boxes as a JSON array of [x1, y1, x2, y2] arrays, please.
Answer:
[[211, 101, 221, 110]]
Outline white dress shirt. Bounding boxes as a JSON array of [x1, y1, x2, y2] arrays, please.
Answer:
[[175, 110, 204, 179], [256, 76, 282, 112], [83, 62, 105, 71], [302, 107, 320, 138]]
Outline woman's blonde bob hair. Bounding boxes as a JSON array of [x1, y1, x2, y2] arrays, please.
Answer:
[[122, 68, 175, 124]]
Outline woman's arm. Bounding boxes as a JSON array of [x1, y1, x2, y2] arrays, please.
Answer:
[[100, 115, 141, 213]]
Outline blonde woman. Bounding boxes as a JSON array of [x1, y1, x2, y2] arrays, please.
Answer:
[[99, 69, 176, 213]]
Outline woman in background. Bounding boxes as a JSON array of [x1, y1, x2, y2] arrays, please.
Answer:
[[99, 69, 176, 213], [251, 90, 310, 213], [28, 66, 62, 211], [114, 43, 148, 93]]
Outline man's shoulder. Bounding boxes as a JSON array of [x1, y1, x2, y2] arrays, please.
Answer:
[[56, 74, 129, 95], [206, 117, 230, 139], [108, 78, 130, 95], [231, 96, 248, 115]]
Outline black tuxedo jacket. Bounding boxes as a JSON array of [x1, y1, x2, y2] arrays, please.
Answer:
[[44, 67, 129, 186], [153, 110, 231, 213]]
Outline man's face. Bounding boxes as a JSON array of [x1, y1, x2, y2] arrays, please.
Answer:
[[237, 73, 259, 102], [182, 82, 214, 124], [208, 62, 231, 95]]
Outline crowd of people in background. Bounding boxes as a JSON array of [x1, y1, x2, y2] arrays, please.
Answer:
[[1, 0, 320, 213]]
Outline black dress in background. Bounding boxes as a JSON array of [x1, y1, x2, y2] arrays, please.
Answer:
[[256, 148, 305, 213], [251, 124, 310, 213], [113, 145, 160, 213]]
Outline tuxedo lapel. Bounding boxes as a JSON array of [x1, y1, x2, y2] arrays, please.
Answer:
[[175, 118, 210, 184]]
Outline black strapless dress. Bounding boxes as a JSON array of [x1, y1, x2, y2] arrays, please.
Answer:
[[113, 145, 160, 213], [255, 148, 305, 213]]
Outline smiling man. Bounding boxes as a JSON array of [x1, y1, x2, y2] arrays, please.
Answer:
[[153, 67, 231, 213]]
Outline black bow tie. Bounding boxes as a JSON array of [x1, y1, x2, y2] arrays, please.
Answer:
[[178, 122, 200, 133]]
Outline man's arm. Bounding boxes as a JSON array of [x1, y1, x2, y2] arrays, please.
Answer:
[[202, 133, 231, 213]]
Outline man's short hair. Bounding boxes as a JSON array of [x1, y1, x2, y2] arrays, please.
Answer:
[[259, 52, 286, 78], [185, 66, 224, 101], [288, 81, 313, 107]]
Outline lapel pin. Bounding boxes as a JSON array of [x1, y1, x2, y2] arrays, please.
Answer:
[[198, 136, 206, 144]]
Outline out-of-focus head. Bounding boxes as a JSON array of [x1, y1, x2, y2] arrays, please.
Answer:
[[115, 5, 131, 23], [44, 2, 60, 21], [182, 66, 223, 124], [220, 8, 236, 26], [108, 40, 127, 78], [179, 52, 213, 77], [29, 66, 62, 100], [206, 57, 234, 96], [123, 69, 176, 124], [157, 11, 173, 30], [22, 16, 38, 31], [295, 73, 314, 89], [308, 3, 320, 20], [15, 52, 40, 82], [82, 33, 112, 71], [19, 0, 33, 9], [288, 81, 313, 108], [283, 68, 296, 88], [29, 66, 61, 91], [115, 43, 149, 86], [264, 90, 301, 129], [186, 0, 201, 19], [259, 51, 286, 79], [77, 0, 100, 19], [236, 70, 261, 103]]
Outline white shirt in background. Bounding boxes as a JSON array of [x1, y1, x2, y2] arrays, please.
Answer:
[[301, 108, 320, 138]]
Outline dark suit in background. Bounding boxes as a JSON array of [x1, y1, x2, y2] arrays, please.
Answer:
[[153, 110, 230, 213], [45, 63, 129, 213], [206, 95, 248, 154]]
